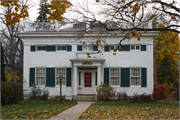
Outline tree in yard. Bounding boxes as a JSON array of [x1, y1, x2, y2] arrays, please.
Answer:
[[47, 0, 73, 23], [155, 24, 179, 100], [36, 0, 49, 22], [1, 43, 7, 81], [0, 0, 29, 27], [0, 0, 34, 76], [66, 0, 179, 50]]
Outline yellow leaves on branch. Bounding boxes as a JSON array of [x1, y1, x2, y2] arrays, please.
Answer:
[[155, 24, 179, 66], [125, 30, 141, 41], [132, 3, 140, 14], [96, 40, 101, 46], [125, 33, 131, 40], [47, 0, 73, 22], [0, 0, 29, 26]]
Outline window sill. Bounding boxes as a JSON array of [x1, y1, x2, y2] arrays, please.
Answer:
[[130, 86, 141, 87], [110, 85, 120, 87], [56, 50, 66, 52]]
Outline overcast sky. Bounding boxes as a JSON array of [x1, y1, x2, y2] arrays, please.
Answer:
[[28, 0, 180, 22]]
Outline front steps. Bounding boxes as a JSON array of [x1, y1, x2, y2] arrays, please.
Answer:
[[77, 95, 95, 102]]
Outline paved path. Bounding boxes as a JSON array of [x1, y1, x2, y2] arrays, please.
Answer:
[[49, 102, 94, 120]]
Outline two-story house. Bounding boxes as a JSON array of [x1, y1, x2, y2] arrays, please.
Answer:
[[18, 22, 154, 101]]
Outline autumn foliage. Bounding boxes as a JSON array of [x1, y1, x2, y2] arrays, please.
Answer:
[[155, 24, 179, 100], [0, 0, 29, 26], [47, 0, 72, 22], [153, 84, 169, 101]]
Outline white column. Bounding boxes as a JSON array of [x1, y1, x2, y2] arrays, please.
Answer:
[[73, 66, 77, 96], [97, 66, 101, 85]]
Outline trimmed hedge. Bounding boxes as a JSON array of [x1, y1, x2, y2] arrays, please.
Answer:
[[1, 82, 23, 105]]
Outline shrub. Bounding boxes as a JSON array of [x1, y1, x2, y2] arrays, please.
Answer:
[[131, 92, 142, 103], [139, 93, 152, 102], [96, 83, 116, 101], [29, 84, 49, 101], [1, 82, 23, 105], [8, 82, 23, 103], [116, 92, 122, 101], [153, 84, 169, 100], [48, 95, 67, 101], [130, 92, 152, 103], [121, 91, 128, 100]]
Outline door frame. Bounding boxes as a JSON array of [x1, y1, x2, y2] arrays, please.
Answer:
[[78, 69, 97, 94]]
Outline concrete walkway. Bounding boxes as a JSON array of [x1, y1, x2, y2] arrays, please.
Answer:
[[49, 102, 94, 120]]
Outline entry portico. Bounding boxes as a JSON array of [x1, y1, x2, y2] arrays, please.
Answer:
[[70, 59, 105, 101]]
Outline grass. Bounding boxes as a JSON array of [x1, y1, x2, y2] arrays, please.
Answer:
[[79, 103, 179, 119], [1, 100, 77, 119]]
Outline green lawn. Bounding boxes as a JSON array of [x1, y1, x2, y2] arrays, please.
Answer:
[[79, 103, 179, 119], [1, 101, 77, 119]]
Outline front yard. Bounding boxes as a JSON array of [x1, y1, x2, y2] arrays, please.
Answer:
[[79, 103, 179, 119], [1, 101, 77, 119]]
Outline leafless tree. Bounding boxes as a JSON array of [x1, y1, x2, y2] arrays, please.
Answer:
[[0, 0, 36, 76]]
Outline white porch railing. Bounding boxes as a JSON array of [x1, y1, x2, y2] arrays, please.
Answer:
[[24, 21, 152, 32], [74, 52, 101, 59]]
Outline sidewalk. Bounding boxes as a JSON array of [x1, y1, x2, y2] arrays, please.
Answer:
[[49, 102, 94, 120]]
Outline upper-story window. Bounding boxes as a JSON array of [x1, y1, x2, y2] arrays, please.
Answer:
[[57, 46, 66, 51], [83, 45, 93, 51], [131, 45, 140, 51], [37, 46, 46, 51]]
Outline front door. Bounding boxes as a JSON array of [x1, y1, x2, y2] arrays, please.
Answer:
[[84, 72, 92, 87], [78, 71, 95, 95]]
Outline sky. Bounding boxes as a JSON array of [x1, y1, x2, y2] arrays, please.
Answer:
[[28, 0, 180, 25]]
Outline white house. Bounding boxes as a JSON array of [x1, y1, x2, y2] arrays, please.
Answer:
[[18, 22, 154, 101]]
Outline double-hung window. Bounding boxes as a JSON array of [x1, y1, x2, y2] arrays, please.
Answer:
[[110, 68, 120, 85], [56, 68, 66, 85], [131, 68, 140, 86], [36, 68, 45, 85]]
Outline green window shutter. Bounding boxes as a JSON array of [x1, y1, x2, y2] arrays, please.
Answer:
[[46, 68, 55, 87], [66, 68, 71, 87], [46, 45, 56, 51], [141, 68, 147, 87], [141, 45, 146, 51], [121, 45, 130, 51], [104, 68, 109, 86], [31, 45, 36, 51], [29, 68, 35, 87], [93, 45, 98, 51], [121, 68, 130, 87], [104, 46, 109, 52], [77, 45, 82, 51], [66, 45, 72, 51]]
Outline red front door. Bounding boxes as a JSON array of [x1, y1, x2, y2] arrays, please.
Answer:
[[84, 73, 92, 87]]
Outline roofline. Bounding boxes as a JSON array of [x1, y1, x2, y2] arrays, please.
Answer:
[[17, 31, 158, 37], [69, 59, 105, 63]]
